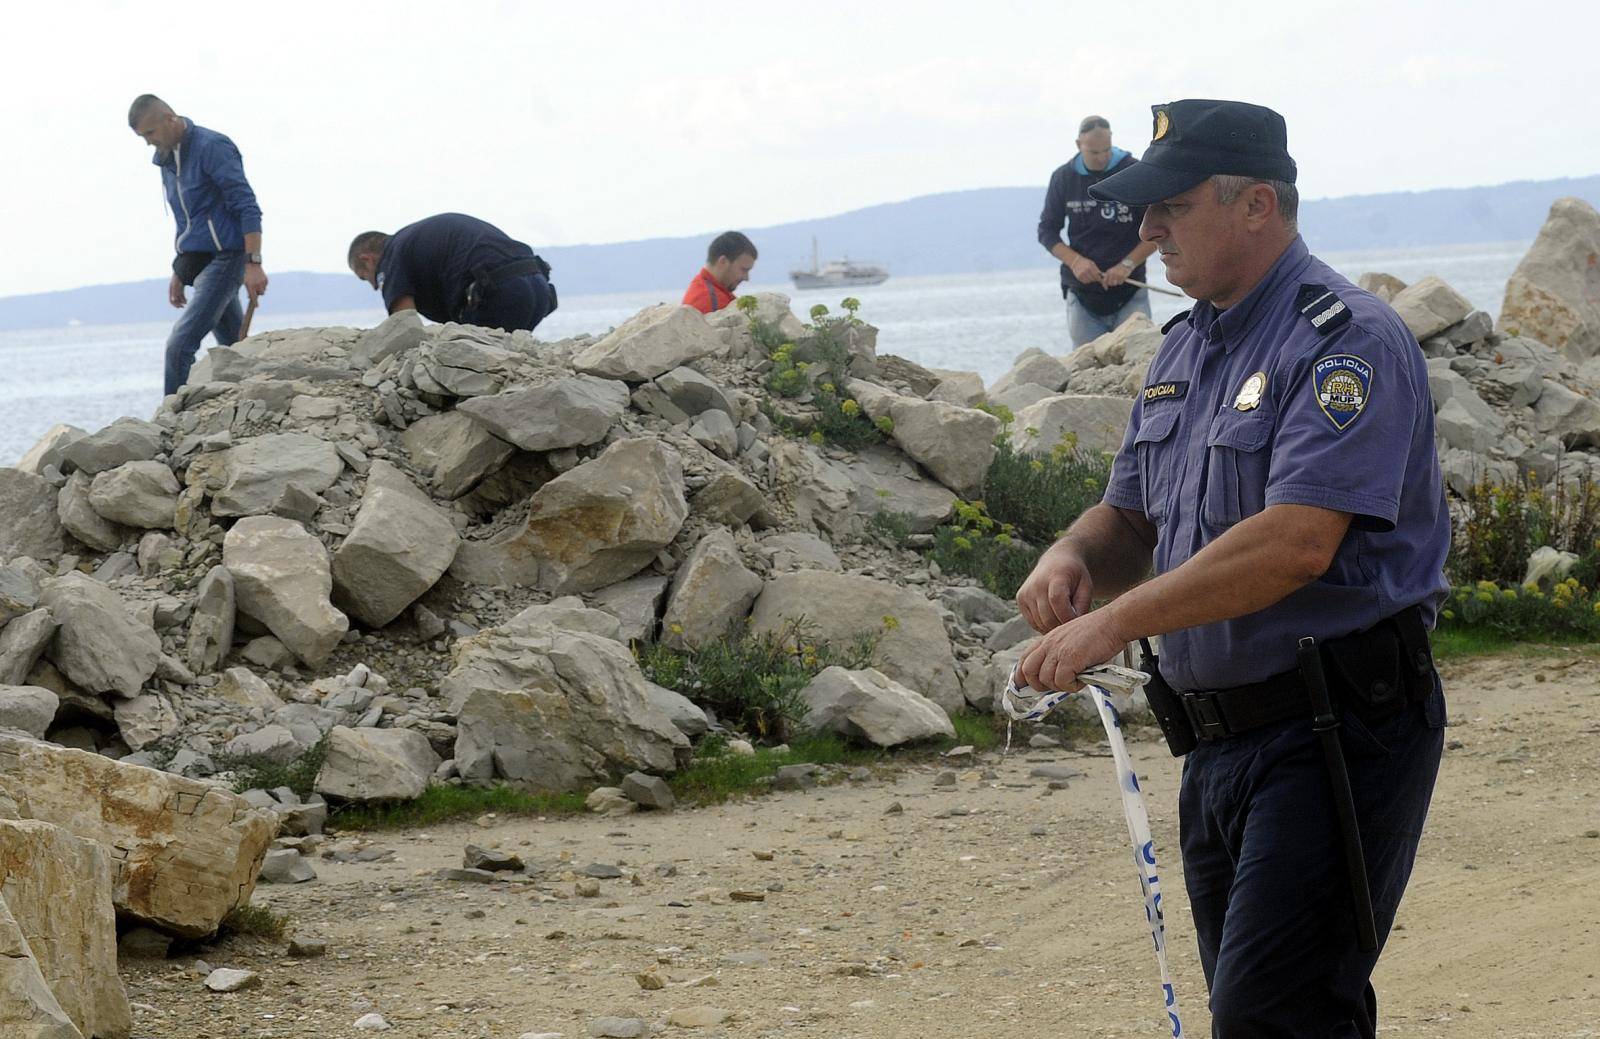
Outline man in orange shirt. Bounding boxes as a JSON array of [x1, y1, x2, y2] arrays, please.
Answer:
[[683, 231, 757, 314]]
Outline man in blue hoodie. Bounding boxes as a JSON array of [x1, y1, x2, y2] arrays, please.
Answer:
[[129, 95, 268, 395], [1037, 115, 1158, 347]]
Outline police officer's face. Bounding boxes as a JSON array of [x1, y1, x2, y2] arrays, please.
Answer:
[[1140, 180, 1254, 304], [1077, 129, 1113, 171]]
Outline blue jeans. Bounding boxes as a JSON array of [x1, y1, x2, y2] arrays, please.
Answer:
[[165, 250, 245, 395], [1065, 287, 1151, 348], [1179, 675, 1445, 1037]]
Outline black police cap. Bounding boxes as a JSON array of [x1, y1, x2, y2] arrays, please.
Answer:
[[1089, 99, 1297, 206]]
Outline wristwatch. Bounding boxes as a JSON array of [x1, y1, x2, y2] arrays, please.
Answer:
[[1119, 258, 1135, 270], [245, 252, 264, 265]]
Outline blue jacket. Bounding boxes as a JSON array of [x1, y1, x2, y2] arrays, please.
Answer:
[[154, 119, 263, 253]]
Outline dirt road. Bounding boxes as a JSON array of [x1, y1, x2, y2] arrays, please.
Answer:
[[123, 650, 1600, 1038]]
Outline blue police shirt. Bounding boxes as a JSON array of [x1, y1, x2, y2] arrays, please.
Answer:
[[1102, 236, 1450, 692]]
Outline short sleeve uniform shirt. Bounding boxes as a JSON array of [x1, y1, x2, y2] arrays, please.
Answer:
[[377, 213, 534, 322], [1103, 236, 1450, 691]]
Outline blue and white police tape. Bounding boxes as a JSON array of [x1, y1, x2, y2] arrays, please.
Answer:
[[1002, 663, 1185, 1038]]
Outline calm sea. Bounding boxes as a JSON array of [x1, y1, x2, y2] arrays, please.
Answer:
[[0, 240, 1529, 465]]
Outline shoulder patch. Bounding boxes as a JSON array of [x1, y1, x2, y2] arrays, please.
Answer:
[[1160, 309, 1191, 334], [1312, 354, 1372, 431], [1296, 284, 1351, 336], [1143, 380, 1188, 404]]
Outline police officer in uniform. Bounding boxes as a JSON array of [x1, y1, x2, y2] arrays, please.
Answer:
[[1016, 100, 1449, 1037]]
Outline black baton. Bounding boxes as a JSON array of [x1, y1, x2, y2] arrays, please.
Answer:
[[1298, 636, 1379, 953]]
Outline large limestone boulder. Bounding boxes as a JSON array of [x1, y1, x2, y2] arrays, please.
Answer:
[[445, 624, 689, 791], [799, 666, 954, 748], [844, 445, 957, 533], [928, 368, 987, 407], [660, 529, 763, 649], [0, 892, 84, 1039], [350, 309, 426, 367], [60, 418, 164, 476], [573, 303, 724, 381], [400, 411, 514, 499], [1389, 276, 1474, 343], [0, 611, 56, 687], [36, 574, 160, 699], [208, 433, 344, 517], [0, 732, 276, 937], [450, 438, 688, 592], [1533, 381, 1600, 449], [15, 424, 86, 477], [224, 517, 348, 667], [848, 387, 999, 498], [0, 564, 38, 627], [0, 469, 65, 561], [748, 571, 964, 714], [332, 461, 460, 628], [410, 338, 512, 398], [689, 466, 766, 528], [0, 819, 132, 1039], [590, 575, 669, 644], [0, 686, 58, 739], [1010, 394, 1135, 456], [56, 472, 124, 553], [458, 376, 630, 451], [313, 727, 439, 803], [1499, 197, 1600, 360], [990, 348, 1070, 398], [185, 565, 235, 675], [87, 460, 180, 529], [1068, 313, 1165, 372]]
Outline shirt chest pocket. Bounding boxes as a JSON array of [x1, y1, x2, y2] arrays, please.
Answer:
[[1133, 407, 1181, 525], [1202, 410, 1274, 530]]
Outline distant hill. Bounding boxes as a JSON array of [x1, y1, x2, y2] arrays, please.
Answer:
[[2, 174, 1595, 331]]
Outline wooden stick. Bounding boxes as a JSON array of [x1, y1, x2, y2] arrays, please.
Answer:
[[1125, 277, 1184, 298], [238, 296, 259, 339]]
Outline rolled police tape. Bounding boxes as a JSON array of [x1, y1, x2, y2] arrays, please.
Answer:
[[1002, 663, 1185, 1038]]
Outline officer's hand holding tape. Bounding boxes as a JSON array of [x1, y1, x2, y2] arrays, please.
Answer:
[[1015, 543, 1126, 693]]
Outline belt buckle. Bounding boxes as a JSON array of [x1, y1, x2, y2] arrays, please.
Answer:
[[1182, 691, 1230, 741]]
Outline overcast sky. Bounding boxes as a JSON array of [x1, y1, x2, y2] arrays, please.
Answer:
[[2, 0, 1595, 297]]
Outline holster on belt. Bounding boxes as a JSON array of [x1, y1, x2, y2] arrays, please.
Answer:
[[1139, 638, 1198, 757]]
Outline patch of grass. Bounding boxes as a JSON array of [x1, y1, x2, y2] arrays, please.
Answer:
[[219, 904, 290, 942], [1431, 625, 1599, 662], [868, 508, 916, 547], [636, 618, 882, 742], [950, 711, 1001, 750], [219, 735, 329, 801], [669, 734, 877, 805], [331, 783, 587, 831]]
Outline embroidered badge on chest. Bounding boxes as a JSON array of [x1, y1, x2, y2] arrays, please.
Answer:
[[1233, 371, 1266, 412], [1313, 354, 1372, 431]]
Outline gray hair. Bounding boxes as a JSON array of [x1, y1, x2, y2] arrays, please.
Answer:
[[1212, 174, 1298, 230]]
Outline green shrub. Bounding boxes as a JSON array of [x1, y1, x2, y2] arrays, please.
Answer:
[[868, 508, 916, 547], [1438, 576, 1600, 639], [218, 735, 329, 801], [220, 904, 290, 941], [981, 434, 1114, 547], [927, 499, 1042, 599], [635, 618, 881, 742], [1449, 471, 1600, 586], [332, 784, 586, 830], [754, 297, 883, 450]]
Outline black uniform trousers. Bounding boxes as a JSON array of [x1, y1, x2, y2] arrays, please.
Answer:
[[459, 273, 555, 334], [1179, 674, 1445, 1037]]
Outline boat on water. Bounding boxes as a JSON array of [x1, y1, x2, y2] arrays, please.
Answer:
[[789, 237, 888, 290]]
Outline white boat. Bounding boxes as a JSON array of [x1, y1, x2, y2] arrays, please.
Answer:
[[789, 237, 888, 290]]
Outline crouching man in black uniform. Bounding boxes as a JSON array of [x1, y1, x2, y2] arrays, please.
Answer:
[[348, 212, 556, 332]]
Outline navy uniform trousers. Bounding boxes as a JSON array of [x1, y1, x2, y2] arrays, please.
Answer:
[[1179, 675, 1445, 1037]]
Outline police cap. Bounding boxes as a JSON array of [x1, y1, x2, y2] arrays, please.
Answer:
[[1089, 99, 1297, 206]]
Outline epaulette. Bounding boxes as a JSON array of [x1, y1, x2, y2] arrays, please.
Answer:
[[1160, 309, 1191, 334], [1295, 283, 1352, 336]]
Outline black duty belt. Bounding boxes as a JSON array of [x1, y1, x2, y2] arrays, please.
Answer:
[[462, 255, 553, 313], [1179, 668, 1307, 742]]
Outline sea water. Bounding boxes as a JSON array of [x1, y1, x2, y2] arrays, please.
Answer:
[[0, 240, 1529, 465]]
